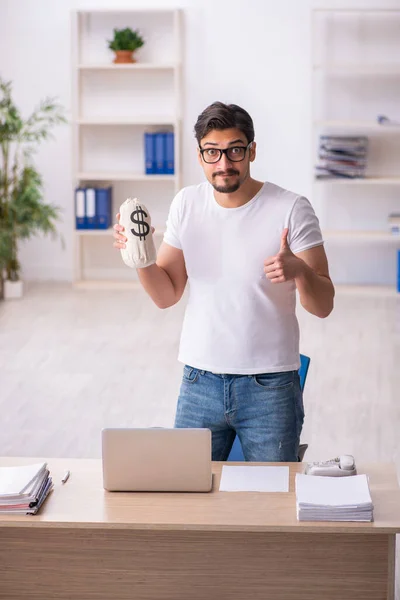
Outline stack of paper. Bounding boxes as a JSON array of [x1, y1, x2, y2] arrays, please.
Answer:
[[315, 135, 368, 179], [295, 473, 374, 522], [0, 462, 53, 515], [388, 213, 400, 235]]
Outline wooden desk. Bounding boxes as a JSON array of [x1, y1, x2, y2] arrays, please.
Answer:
[[0, 458, 399, 600]]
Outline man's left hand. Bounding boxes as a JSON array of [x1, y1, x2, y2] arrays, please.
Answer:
[[264, 228, 303, 283]]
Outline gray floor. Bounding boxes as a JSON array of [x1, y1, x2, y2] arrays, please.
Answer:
[[1, 282, 399, 597], [1, 282, 399, 469]]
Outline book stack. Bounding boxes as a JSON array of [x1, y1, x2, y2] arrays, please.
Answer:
[[144, 131, 174, 175], [75, 186, 112, 230], [315, 135, 368, 179], [0, 462, 53, 515], [295, 473, 374, 522]]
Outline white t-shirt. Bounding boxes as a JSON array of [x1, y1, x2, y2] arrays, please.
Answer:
[[163, 181, 323, 374]]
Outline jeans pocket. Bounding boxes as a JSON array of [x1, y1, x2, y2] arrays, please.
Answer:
[[252, 371, 294, 390], [182, 364, 200, 384]]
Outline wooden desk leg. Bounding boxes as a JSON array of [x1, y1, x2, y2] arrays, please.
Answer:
[[387, 534, 396, 600]]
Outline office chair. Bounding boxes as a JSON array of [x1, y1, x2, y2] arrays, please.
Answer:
[[227, 354, 310, 462]]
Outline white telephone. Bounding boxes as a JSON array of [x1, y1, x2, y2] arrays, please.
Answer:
[[305, 455, 357, 477]]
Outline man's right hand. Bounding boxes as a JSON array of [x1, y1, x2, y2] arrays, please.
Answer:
[[112, 211, 187, 309], [112, 212, 154, 250]]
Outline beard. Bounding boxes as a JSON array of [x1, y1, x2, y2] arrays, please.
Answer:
[[211, 169, 241, 194]]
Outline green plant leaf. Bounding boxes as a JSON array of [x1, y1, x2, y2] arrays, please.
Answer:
[[0, 76, 67, 281], [108, 27, 145, 52]]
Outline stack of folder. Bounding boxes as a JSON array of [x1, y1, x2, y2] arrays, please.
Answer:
[[75, 186, 112, 230], [144, 131, 174, 174], [0, 462, 53, 515], [388, 213, 400, 235], [315, 135, 368, 179], [295, 473, 374, 522]]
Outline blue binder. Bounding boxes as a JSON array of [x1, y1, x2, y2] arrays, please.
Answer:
[[165, 132, 174, 174], [85, 187, 96, 229], [96, 187, 112, 229], [75, 188, 86, 229], [144, 132, 156, 174], [154, 132, 166, 174]]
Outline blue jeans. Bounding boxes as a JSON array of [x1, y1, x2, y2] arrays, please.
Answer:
[[174, 366, 304, 462]]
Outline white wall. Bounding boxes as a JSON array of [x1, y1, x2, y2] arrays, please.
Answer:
[[1, 0, 399, 284]]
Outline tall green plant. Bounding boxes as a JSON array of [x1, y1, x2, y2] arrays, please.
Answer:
[[0, 77, 67, 284]]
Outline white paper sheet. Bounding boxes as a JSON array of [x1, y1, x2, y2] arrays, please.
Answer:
[[219, 466, 289, 492], [295, 473, 372, 507], [0, 462, 47, 496]]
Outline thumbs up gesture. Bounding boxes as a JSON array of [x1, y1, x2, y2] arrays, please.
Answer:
[[263, 228, 303, 284]]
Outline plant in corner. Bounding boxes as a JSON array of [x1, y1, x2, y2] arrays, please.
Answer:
[[0, 77, 67, 299], [108, 27, 145, 64]]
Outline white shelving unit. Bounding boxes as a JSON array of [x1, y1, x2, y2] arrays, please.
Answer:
[[315, 120, 400, 130], [314, 177, 400, 185], [71, 9, 182, 287], [323, 230, 399, 242], [311, 8, 400, 287], [313, 64, 400, 74]]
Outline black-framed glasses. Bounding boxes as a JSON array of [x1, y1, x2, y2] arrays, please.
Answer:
[[199, 142, 253, 164]]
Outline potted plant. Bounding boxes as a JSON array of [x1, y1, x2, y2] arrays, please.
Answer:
[[108, 27, 145, 64], [0, 77, 66, 300]]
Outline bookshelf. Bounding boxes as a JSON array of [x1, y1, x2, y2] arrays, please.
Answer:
[[311, 8, 400, 287], [71, 9, 182, 286]]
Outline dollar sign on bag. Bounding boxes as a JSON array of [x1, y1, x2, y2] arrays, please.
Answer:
[[130, 206, 150, 241]]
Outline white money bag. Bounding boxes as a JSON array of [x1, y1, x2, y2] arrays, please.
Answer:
[[119, 197, 157, 269]]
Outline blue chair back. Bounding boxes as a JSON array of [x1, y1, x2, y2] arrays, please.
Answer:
[[298, 353, 310, 391], [227, 354, 310, 462]]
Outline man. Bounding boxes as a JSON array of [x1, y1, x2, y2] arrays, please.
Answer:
[[113, 102, 334, 462]]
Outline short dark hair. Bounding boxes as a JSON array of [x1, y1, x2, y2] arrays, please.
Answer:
[[194, 101, 255, 145]]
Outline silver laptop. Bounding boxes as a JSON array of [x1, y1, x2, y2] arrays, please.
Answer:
[[102, 427, 212, 492]]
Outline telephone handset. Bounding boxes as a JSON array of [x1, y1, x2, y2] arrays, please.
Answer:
[[305, 455, 357, 477]]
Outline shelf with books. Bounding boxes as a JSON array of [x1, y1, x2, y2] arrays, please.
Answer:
[[72, 8, 182, 286], [73, 180, 176, 284], [312, 8, 400, 287]]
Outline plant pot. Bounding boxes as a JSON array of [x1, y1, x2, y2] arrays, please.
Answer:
[[4, 279, 23, 299], [113, 50, 136, 64]]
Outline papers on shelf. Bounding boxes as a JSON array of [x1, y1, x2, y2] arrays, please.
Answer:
[[315, 135, 369, 179], [0, 462, 54, 515], [295, 473, 374, 522], [219, 466, 289, 492]]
